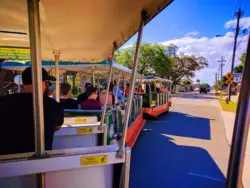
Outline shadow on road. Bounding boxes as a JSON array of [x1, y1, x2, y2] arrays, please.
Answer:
[[152, 111, 211, 140], [130, 111, 225, 188]]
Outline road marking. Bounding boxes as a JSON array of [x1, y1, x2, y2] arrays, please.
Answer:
[[188, 172, 224, 182]]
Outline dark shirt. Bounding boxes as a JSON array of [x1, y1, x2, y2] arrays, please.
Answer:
[[77, 92, 88, 104], [60, 98, 78, 109], [146, 83, 151, 93], [0, 93, 64, 155], [80, 99, 102, 110]]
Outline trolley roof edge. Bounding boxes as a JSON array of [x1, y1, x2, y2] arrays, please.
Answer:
[[142, 76, 172, 83], [1, 59, 132, 76], [0, 0, 173, 62]]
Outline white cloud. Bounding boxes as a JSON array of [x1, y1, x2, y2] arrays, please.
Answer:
[[184, 31, 199, 37], [225, 16, 250, 29], [122, 44, 133, 49], [161, 32, 248, 85]]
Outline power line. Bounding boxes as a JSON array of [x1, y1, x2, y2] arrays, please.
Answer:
[[218, 56, 226, 80]]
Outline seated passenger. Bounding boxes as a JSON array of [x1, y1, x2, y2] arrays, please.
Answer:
[[0, 67, 64, 155], [145, 82, 151, 93], [151, 81, 156, 93], [113, 81, 123, 102], [160, 85, 165, 93], [99, 83, 118, 105], [138, 85, 145, 94], [60, 83, 78, 109], [77, 82, 92, 104], [124, 83, 130, 97], [80, 86, 101, 110], [156, 82, 161, 93]]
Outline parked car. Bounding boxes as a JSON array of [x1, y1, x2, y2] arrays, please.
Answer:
[[194, 88, 199, 92], [179, 88, 185, 92], [200, 87, 207, 94]]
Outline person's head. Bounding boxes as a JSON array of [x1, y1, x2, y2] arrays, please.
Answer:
[[85, 83, 92, 90], [45, 76, 56, 96], [60, 83, 72, 98], [126, 83, 130, 88], [22, 67, 51, 93], [86, 86, 98, 99]]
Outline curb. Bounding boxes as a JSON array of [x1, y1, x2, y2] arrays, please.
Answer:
[[216, 99, 232, 147]]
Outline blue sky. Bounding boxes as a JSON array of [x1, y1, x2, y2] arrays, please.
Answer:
[[122, 0, 250, 85]]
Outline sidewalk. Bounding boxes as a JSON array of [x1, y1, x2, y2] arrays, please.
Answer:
[[219, 101, 250, 188]]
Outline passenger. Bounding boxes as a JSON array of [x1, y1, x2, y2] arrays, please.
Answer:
[[156, 82, 161, 93], [160, 85, 165, 93], [99, 83, 118, 105], [145, 82, 151, 93], [113, 81, 123, 102], [124, 83, 130, 96], [44, 75, 56, 97], [60, 83, 78, 109], [151, 81, 156, 93], [77, 82, 92, 104], [0, 67, 64, 155], [80, 86, 101, 110], [138, 85, 145, 94]]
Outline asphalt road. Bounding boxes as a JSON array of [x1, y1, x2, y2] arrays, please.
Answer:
[[130, 93, 230, 188]]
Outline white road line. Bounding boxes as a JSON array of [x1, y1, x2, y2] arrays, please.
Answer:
[[188, 172, 224, 182]]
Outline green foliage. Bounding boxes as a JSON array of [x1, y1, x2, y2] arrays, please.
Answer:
[[181, 79, 192, 87], [219, 99, 237, 112], [115, 43, 172, 76], [72, 86, 78, 95], [115, 43, 208, 86], [240, 53, 246, 64], [169, 55, 208, 85], [234, 53, 246, 73], [214, 80, 223, 91], [234, 64, 244, 73], [200, 83, 210, 89]]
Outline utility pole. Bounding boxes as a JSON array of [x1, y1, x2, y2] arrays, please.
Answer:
[[228, 8, 244, 101], [215, 72, 218, 83], [218, 56, 226, 80]]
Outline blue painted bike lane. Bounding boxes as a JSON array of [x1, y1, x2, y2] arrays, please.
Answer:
[[129, 100, 229, 188]]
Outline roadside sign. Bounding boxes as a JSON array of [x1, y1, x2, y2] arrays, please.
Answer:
[[233, 73, 242, 83], [224, 72, 234, 85], [226, 80, 233, 84], [225, 72, 233, 80]]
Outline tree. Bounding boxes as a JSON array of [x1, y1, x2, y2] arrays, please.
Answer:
[[115, 43, 208, 85], [150, 44, 173, 78], [214, 80, 223, 93], [165, 44, 208, 85], [234, 53, 246, 73], [115, 43, 172, 76], [168, 55, 208, 85], [200, 83, 210, 89], [182, 79, 192, 90], [165, 44, 178, 56]]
